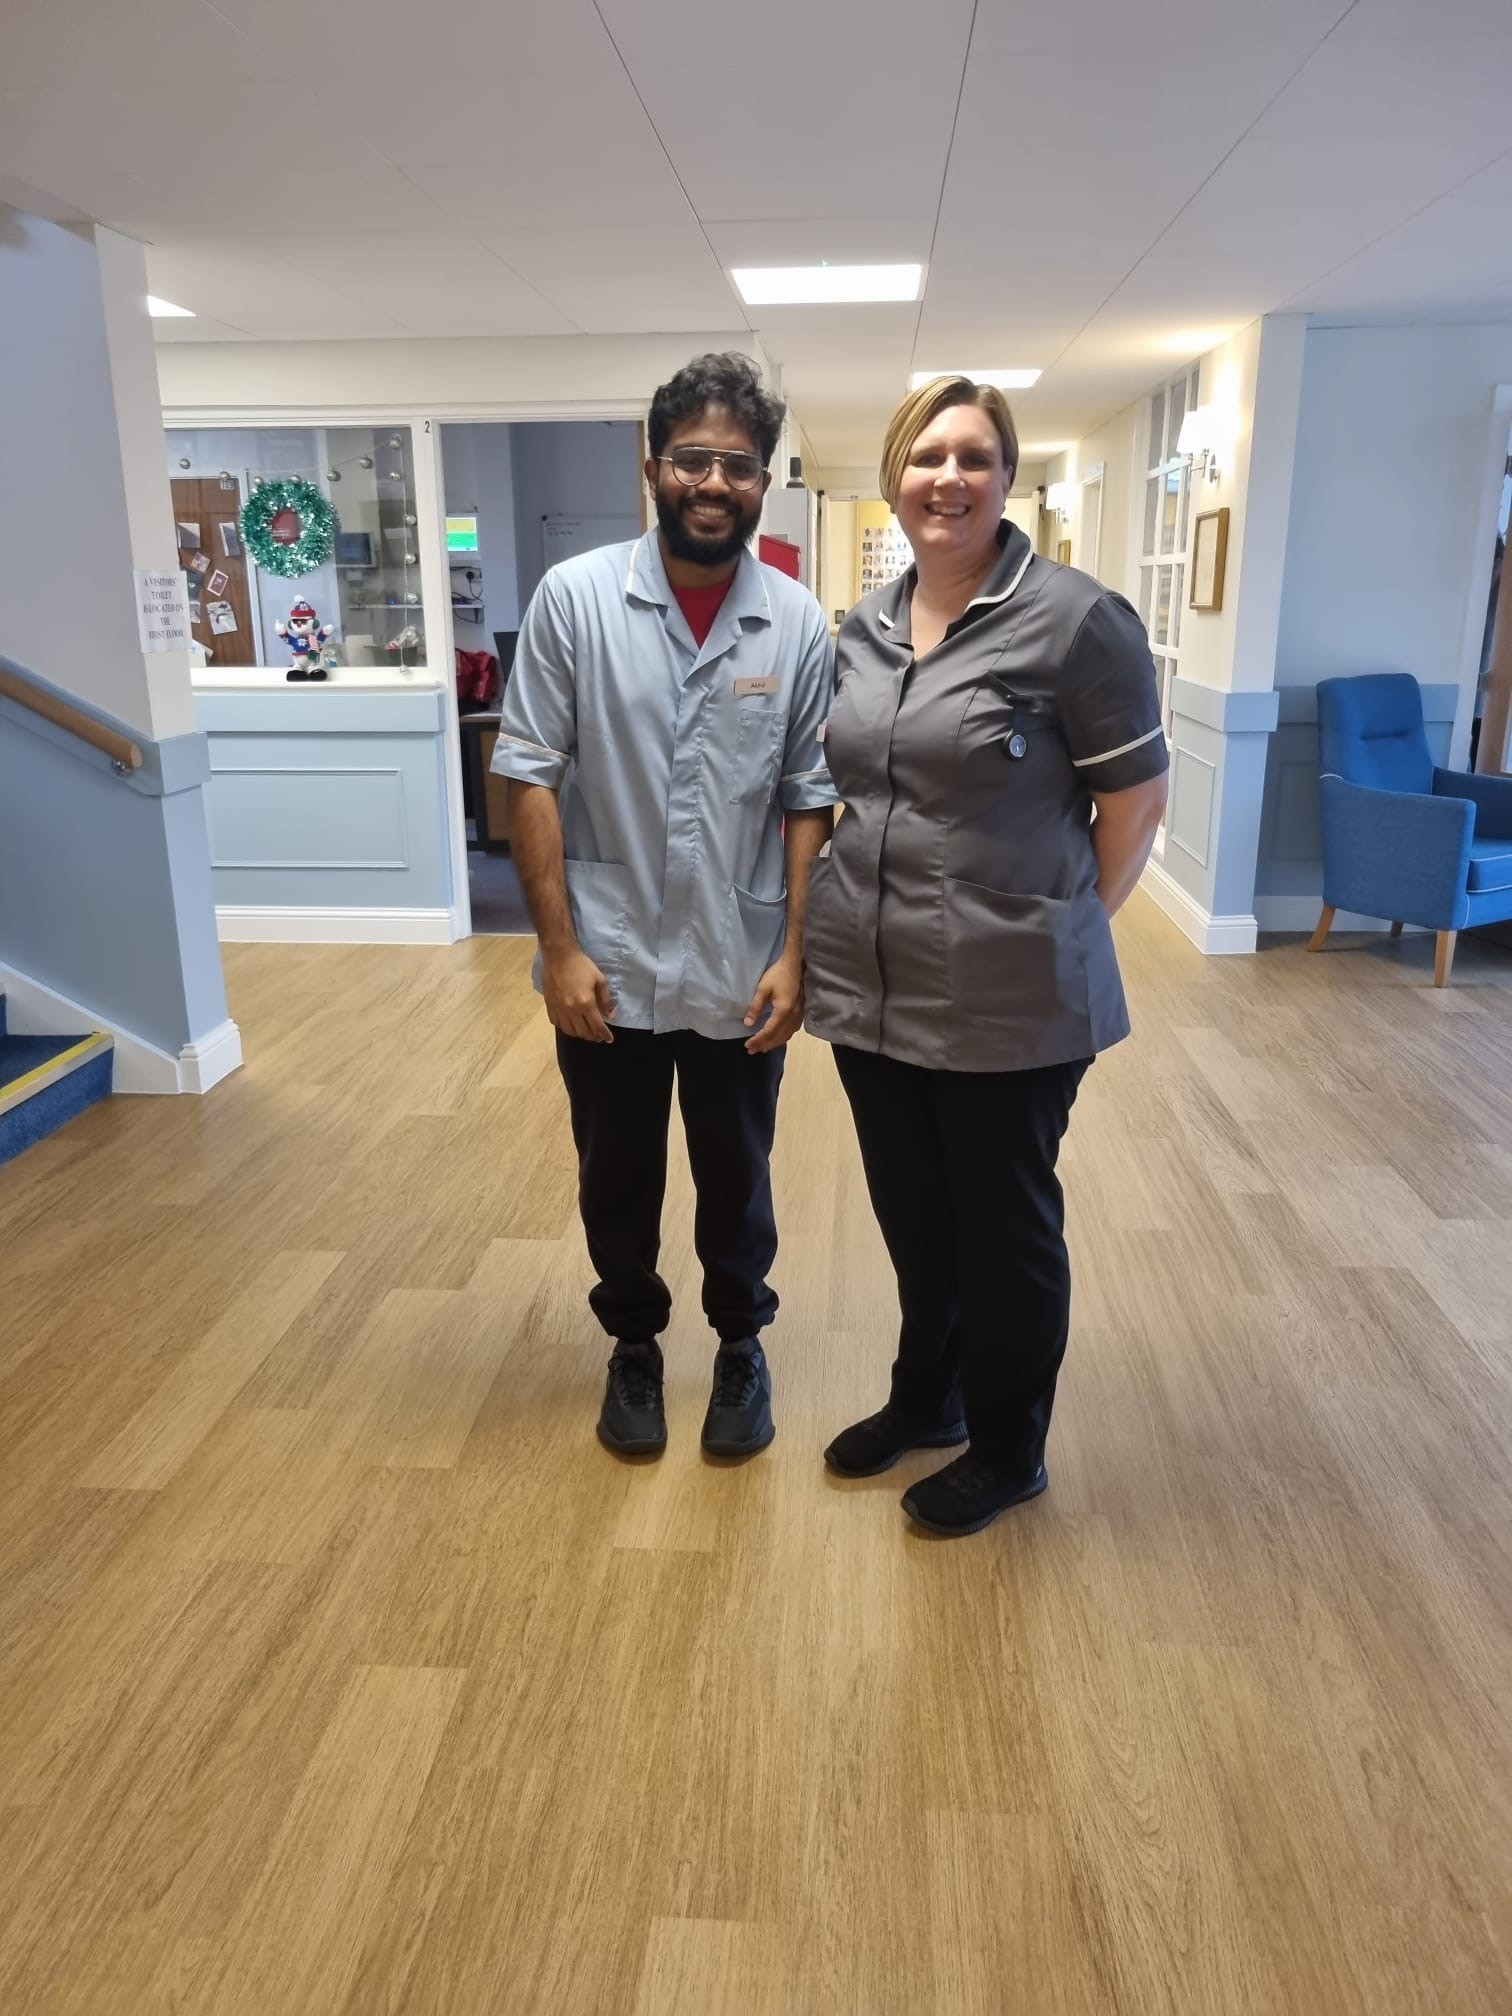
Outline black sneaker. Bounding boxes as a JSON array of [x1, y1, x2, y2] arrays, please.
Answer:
[[597, 1341, 667, 1457], [824, 1403, 969, 1478], [700, 1340, 774, 1457], [901, 1454, 1048, 1537]]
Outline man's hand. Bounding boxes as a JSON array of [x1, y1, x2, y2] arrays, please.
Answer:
[[543, 946, 616, 1044], [744, 951, 804, 1054]]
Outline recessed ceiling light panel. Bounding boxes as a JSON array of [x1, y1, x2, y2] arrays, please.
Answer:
[[146, 295, 195, 317], [732, 264, 923, 305], [909, 368, 1041, 391]]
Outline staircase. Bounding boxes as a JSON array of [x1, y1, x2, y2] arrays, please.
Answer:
[[0, 994, 114, 1165]]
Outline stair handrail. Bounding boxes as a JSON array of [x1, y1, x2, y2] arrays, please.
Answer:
[[0, 667, 143, 773]]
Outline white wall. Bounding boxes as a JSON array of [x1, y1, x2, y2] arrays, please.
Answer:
[[1002, 494, 1043, 547], [814, 465, 881, 498], [1045, 416, 1139, 591], [156, 331, 772, 418], [440, 423, 521, 641], [820, 497, 857, 622], [1039, 316, 1306, 685], [1179, 317, 1306, 696], [1277, 322, 1512, 756], [510, 421, 642, 608]]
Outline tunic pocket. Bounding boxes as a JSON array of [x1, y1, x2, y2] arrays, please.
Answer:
[[943, 878, 1095, 1063], [729, 881, 788, 1004], [563, 858, 632, 982]]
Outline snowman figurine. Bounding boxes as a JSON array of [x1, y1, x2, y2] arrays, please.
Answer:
[[276, 599, 334, 681]]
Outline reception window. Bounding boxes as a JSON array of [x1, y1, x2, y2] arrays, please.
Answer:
[[164, 425, 426, 673]]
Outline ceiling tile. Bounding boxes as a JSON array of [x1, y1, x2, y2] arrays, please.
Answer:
[[243, 233, 577, 335], [145, 239, 414, 338], [1250, 35, 1511, 143], [481, 221, 725, 283], [207, 0, 622, 80], [322, 69, 668, 177], [1, 0, 260, 89], [598, 0, 972, 74], [968, 0, 1331, 53], [704, 218, 936, 267], [1157, 134, 1505, 260], [401, 160, 689, 233], [1334, 0, 1512, 40]]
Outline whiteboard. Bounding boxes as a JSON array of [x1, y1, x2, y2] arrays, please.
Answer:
[[541, 513, 642, 570]]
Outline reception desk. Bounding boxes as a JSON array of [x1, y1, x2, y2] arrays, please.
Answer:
[[193, 672, 456, 941]]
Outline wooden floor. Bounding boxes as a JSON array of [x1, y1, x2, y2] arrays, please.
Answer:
[[3, 901, 1510, 2014]]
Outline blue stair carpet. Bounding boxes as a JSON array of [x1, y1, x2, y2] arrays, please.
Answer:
[[0, 1029, 115, 1166], [1, 1032, 82, 1078]]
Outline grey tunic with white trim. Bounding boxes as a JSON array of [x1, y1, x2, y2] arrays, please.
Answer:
[[804, 522, 1168, 1073]]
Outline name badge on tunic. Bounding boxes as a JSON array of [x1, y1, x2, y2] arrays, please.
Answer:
[[733, 675, 780, 697]]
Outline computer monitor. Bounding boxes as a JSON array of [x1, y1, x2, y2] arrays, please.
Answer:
[[493, 631, 519, 683], [335, 530, 374, 567]]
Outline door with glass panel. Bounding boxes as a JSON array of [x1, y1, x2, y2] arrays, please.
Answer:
[[1137, 364, 1200, 737]]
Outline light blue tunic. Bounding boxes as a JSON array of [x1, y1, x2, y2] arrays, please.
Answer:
[[491, 530, 838, 1041]]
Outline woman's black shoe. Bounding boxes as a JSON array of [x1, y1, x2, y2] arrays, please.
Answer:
[[823, 1404, 968, 1478], [901, 1454, 1047, 1536]]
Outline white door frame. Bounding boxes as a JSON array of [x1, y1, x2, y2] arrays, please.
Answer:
[[164, 399, 648, 941]]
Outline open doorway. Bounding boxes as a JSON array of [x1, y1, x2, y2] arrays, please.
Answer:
[[439, 419, 644, 933]]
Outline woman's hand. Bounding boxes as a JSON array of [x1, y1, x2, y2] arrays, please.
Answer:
[[744, 951, 805, 1053]]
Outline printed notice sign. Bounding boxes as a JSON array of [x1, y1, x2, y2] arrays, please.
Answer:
[[135, 569, 191, 654]]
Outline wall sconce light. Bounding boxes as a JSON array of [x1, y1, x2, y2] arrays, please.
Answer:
[[1177, 406, 1222, 483]]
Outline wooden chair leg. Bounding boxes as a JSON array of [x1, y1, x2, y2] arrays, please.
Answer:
[[1434, 931, 1457, 988], [1390, 920, 1404, 938], [1307, 904, 1336, 953]]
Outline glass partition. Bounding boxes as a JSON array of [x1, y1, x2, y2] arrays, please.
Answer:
[[164, 424, 426, 673]]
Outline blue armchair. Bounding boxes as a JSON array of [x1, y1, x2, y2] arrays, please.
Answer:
[[1310, 674, 1512, 985]]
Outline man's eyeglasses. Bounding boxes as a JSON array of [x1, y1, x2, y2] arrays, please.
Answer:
[[660, 446, 765, 492]]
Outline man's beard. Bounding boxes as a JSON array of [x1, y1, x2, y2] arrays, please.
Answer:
[[655, 485, 760, 568]]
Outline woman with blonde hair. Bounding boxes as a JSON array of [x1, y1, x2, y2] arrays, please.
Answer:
[[803, 376, 1168, 1536]]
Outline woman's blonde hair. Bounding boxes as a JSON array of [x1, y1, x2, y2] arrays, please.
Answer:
[[878, 376, 1020, 508]]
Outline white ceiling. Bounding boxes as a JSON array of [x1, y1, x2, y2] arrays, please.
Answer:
[[2, 0, 1510, 466]]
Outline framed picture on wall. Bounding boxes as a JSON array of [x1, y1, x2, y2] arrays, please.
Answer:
[[1191, 507, 1230, 611]]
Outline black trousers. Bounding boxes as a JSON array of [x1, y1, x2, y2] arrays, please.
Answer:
[[832, 1046, 1089, 1478], [556, 1027, 785, 1346]]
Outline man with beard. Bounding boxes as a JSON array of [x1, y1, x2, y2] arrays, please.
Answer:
[[493, 353, 836, 1460]]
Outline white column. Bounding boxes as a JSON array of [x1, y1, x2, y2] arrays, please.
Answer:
[[0, 208, 236, 1089], [95, 225, 197, 738], [0, 212, 194, 740]]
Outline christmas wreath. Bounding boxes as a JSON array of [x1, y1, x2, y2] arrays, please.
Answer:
[[239, 477, 338, 578]]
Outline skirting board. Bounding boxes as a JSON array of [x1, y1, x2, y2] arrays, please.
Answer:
[[1140, 859, 1258, 955], [0, 962, 242, 1096], [1254, 896, 1417, 935], [217, 905, 456, 945]]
